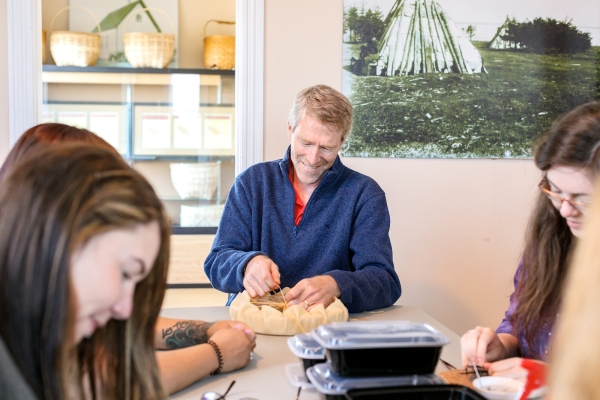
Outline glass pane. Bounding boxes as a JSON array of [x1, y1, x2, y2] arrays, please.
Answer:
[[41, 1, 237, 234]]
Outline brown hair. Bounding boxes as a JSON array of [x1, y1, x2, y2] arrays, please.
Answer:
[[0, 144, 169, 399], [512, 101, 600, 358], [0, 123, 117, 180], [288, 84, 354, 141], [549, 176, 600, 398]]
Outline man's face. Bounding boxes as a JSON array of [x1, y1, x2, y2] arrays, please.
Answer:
[[288, 116, 344, 187]]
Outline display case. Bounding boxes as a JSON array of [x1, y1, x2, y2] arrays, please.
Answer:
[[42, 65, 235, 234]]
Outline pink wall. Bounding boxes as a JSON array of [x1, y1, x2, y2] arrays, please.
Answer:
[[264, 0, 540, 334]]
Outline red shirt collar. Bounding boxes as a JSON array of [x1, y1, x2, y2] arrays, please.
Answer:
[[288, 162, 306, 226]]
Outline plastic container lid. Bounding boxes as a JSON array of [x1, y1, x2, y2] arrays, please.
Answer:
[[287, 334, 326, 359], [311, 320, 450, 350], [346, 385, 487, 399], [284, 363, 314, 389], [306, 362, 445, 395]]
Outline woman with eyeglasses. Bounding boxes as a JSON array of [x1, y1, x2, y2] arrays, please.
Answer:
[[0, 144, 170, 399], [460, 101, 600, 381]]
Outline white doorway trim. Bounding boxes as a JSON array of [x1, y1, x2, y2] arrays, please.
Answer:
[[235, 0, 264, 173], [6, 0, 42, 145]]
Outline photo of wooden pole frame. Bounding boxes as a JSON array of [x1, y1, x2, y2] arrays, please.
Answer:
[[342, 0, 600, 158]]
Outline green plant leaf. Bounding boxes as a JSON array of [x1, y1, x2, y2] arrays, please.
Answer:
[[93, 1, 142, 32], [139, 0, 162, 32]]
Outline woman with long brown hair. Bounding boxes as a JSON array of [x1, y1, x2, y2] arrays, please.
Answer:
[[0, 122, 116, 178], [0, 123, 256, 395], [0, 144, 169, 399], [460, 101, 600, 380]]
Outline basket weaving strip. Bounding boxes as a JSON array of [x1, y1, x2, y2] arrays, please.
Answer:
[[230, 290, 349, 336]]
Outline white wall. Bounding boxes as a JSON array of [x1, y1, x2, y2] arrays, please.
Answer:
[[0, 0, 9, 161], [264, 0, 541, 335], [4, 0, 544, 335]]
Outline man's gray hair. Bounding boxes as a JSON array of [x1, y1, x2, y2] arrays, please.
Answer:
[[288, 84, 353, 141]]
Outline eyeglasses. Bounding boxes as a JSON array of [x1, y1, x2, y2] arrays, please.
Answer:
[[538, 180, 591, 212]]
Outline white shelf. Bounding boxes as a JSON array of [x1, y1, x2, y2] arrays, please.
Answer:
[[42, 71, 222, 86]]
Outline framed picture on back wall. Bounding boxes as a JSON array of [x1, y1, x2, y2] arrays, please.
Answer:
[[342, 0, 600, 158]]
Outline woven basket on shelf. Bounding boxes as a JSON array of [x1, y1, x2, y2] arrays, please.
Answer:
[[204, 20, 235, 70], [170, 162, 220, 200], [180, 204, 225, 227], [49, 6, 101, 67], [42, 30, 47, 64], [124, 8, 175, 68]]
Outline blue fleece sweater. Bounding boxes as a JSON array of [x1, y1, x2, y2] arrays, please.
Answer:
[[204, 148, 401, 312]]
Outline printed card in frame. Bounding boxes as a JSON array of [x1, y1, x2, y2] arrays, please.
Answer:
[[173, 111, 202, 149], [133, 105, 235, 156], [141, 112, 172, 149], [42, 103, 128, 154], [203, 114, 234, 150]]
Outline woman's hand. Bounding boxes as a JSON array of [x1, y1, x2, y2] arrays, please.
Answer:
[[460, 326, 511, 366], [207, 320, 254, 339], [156, 325, 256, 394], [485, 358, 547, 383], [209, 327, 257, 373]]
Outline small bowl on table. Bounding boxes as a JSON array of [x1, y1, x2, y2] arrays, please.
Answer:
[[473, 376, 548, 400], [472, 376, 522, 400]]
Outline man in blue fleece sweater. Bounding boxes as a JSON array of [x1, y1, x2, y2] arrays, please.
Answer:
[[204, 85, 401, 312]]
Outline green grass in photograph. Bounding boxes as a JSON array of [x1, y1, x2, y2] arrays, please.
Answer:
[[343, 42, 600, 158]]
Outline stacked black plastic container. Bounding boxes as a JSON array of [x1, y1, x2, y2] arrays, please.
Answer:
[[288, 320, 487, 400]]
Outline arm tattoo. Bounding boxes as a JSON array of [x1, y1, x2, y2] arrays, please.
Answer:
[[162, 321, 215, 350]]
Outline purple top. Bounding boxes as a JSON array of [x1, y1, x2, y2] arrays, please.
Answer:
[[496, 259, 554, 361]]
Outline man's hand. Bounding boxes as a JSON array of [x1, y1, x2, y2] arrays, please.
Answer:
[[285, 275, 341, 309], [243, 255, 281, 297]]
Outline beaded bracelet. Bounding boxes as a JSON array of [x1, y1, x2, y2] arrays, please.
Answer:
[[208, 340, 223, 375]]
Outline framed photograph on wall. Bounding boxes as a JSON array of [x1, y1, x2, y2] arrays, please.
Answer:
[[133, 104, 235, 156], [342, 0, 600, 158], [42, 103, 128, 154]]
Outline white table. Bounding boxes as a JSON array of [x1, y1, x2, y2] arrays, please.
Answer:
[[161, 305, 462, 399]]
